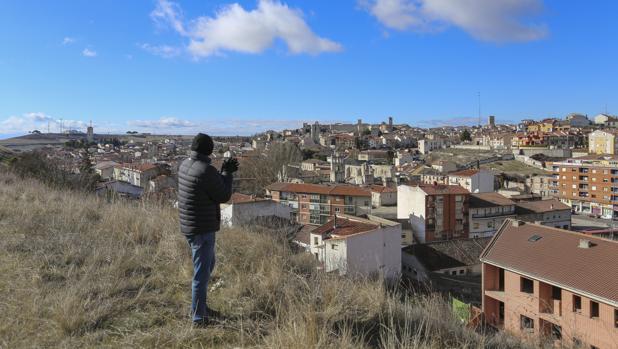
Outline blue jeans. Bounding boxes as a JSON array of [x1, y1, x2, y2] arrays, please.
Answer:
[[185, 232, 216, 322]]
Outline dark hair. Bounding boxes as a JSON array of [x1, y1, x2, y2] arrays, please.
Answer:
[[191, 133, 214, 155]]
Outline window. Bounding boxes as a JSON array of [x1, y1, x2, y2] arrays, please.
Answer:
[[520, 277, 534, 294], [520, 315, 534, 331], [615, 308, 618, 328], [590, 301, 599, 318], [335, 207, 340, 213], [552, 286, 562, 300], [473, 222, 479, 229], [313, 237, 319, 245], [331, 244, 338, 250], [573, 295, 582, 313], [550, 323, 562, 340]]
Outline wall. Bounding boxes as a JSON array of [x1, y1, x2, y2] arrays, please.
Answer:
[[225, 201, 292, 227], [397, 185, 427, 243], [344, 223, 402, 279]]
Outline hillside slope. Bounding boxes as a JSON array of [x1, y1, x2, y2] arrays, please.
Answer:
[[0, 145, 13, 163], [0, 170, 540, 348]]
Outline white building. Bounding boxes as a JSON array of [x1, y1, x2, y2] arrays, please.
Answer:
[[113, 163, 160, 188], [588, 129, 618, 155], [418, 138, 446, 154], [468, 192, 516, 238], [370, 185, 397, 207], [94, 161, 118, 180], [515, 199, 571, 230], [220, 193, 292, 227], [448, 169, 495, 193], [309, 215, 401, 279]]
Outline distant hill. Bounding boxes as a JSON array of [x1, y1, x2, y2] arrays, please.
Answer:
[[0, 171, 538, 348]]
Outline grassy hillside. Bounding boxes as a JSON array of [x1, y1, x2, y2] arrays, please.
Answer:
[[0, 145, 13, 163], [0, 170, 547, 348]]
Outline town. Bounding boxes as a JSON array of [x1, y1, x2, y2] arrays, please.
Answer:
[[2, 112, 617, 348]]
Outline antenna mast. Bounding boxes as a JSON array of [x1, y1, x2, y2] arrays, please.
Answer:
[[477, 92, 481, 127]]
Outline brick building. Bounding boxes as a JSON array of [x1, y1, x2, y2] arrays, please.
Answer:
[[265, 182, 371, 225], [481, 220, 618, 349], [549, 155, 618, 219], [397, 184, 470, 243]]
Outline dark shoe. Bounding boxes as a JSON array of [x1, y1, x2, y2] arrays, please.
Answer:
[[192, 318, 212, 328], [206, 306, 223, 320]]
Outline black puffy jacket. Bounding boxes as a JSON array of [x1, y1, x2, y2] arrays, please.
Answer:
[[178, 151, 233, 235]]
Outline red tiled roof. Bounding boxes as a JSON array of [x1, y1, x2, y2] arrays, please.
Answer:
[[418, 184, 469, 195], [481, 220, 618, 306], [265, 182, 371, 197], [449, 169, 480, 177], [226, 192, 267, 204], [515, 199, 570, 213], [312, 217, 378, 238], [470, 192, 514, 207], [370, 185, 397, 193], [117, 163, 158, 172]]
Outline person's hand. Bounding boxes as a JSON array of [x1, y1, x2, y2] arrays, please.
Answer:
[[222, 158, 239, 174]]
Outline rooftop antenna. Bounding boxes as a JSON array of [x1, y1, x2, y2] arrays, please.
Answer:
[[477, 92, 481, 127]]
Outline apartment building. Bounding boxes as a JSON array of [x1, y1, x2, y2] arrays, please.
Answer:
[[113, 163, 160, 188], [418, 138, 447, 154], [370, 185, 397, 207], [448, 169, 495, 193], [309, 215, 401, 279], [469, 193, 516, 238], [481, 220, 618, 349], [514, 199, 571, 229], [549, 155, 618, 219], [265, 182, 371, 225], [397, 184, 470, 243], [589, 130, 618, 155]]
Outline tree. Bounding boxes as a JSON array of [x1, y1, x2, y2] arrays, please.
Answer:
[[460, 129, 472, 142], [236, 142, 303, 195]]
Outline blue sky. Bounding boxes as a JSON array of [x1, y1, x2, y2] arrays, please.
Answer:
[[0, 0, 617, 137]]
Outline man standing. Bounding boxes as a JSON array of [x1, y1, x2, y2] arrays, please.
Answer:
[[177, 133, 238, 325]]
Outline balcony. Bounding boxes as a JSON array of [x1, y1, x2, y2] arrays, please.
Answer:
[[485, 289, 505, 302], [540, 299, 562, 318]]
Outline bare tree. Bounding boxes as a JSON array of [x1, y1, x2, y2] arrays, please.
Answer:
[[236, 142, 302, 195]]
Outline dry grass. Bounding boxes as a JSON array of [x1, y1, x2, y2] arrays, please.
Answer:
[[0, 170, 554, 348]]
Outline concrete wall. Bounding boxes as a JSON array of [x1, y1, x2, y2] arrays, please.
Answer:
[[221, 200, 292, 227], [344, 223, 402, 279]]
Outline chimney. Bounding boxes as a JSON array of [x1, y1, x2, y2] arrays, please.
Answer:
[[512, 220, 525, 227], [578, 239, 592, 249]]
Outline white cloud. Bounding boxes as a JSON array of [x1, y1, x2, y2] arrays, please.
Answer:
[[150, 0, 342, 58], [128, 117, 197, 129], [62, 37, 76, 45], [0, 112, 87, 133], [139, 43, 182, 58], [82, 48, 97, 57], [361, 0, 547, 42]]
